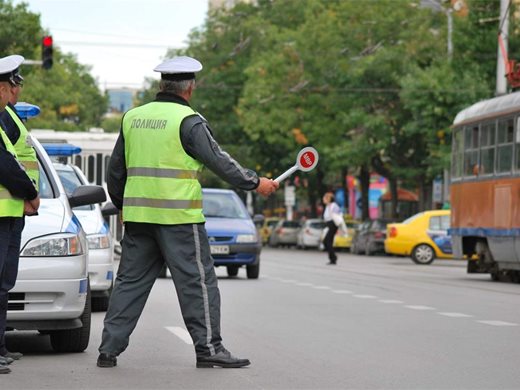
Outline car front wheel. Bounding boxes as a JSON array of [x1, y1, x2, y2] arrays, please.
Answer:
[[227, 266, 239, 277], [246, 262, 260, 279], [50, 282, 91, 352], [411, 244, 435, 265]]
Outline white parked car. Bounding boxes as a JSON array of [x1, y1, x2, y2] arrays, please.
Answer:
[[297, 218, 326, 249], [53, 162, 114, 311], [6, 136, 106, 352]]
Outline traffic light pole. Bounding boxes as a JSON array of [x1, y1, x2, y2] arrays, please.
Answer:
[[22, 60, 43, 66]]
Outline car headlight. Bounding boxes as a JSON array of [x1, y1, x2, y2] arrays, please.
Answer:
[[87, 233, 111, 249], [21, 233, 83, 257], [236, 234, 257, 243]]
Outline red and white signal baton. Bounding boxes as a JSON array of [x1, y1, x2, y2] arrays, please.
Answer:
[[274, 147, 319, 183]]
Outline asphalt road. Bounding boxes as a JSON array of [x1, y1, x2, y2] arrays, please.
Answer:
[[4, 247, 520, 390]]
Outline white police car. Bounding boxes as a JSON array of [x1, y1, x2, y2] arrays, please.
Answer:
[[6, 136, 106, 352], [53, 162, 114, 312]]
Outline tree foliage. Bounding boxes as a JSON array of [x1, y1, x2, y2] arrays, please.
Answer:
[[0, 0, 107, 131], [138, 0, 509, 216]]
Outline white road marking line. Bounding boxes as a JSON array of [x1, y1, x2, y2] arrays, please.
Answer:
[[477, 320, 519, 327], [405, 305, 436, 310], [165, 326, 193, 345], [312, 285, 331, 290], [379, 299, 404, 304], [279, 279, 297, 283], [295, 282, 313, 287], [438, 312, 473, 318], [353, 294, 377, 299], [332, 290, 353, 294]]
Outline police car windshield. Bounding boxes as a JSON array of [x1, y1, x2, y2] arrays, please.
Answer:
[[55, 168, 93, 211], [37, 164, 54, 199]]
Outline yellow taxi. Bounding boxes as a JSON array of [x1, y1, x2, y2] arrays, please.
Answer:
[[259, 217, 281, 245], [333, 220, 359, 250], [385, 209, 452, 265]]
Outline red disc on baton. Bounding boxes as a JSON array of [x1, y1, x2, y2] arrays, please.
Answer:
[[296, 147, 319, 172]]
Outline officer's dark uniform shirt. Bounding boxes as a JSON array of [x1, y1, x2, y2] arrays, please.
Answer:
[[0, 102, 21, 145], [108, 92, 260, 210], [0, 119, 37, 201]]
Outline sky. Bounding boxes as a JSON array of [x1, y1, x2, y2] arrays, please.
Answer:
[[14, 0, 209, 90]]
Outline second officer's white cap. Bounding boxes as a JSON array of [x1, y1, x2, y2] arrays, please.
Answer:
[[0, 55, 24, 84], [153, 56, 202, 81]]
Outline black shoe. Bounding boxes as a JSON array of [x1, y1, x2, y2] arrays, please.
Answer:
[[327, 261, 337, 265], [97, 353, 117, 368], [3, 351, 22, 360], [0, 364, 10, 374], [196, 350, 250, 368], [0, 356, 13, 365]]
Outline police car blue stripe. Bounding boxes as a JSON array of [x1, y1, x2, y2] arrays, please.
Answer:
[[100, 222, 109, 235], [65, 215, 82, 234], [79, 279, 88, 294]]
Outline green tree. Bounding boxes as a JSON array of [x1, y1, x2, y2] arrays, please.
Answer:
[[0, 0, 108, 131]]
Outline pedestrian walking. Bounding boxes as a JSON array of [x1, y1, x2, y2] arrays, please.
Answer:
[[97, 56, 278, 369], [0, 54, 40, 374], [322, 192, 342, 265]]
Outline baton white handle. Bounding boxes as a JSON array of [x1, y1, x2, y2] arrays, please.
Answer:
[[274, 165, 298, 183]]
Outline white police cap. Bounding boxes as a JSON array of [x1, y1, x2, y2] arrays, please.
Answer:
[[154, 56, 202, 81], [0, 55, 24, 84]]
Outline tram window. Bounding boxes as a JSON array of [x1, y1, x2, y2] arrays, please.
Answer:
[[463, 126, 479, 177], [480, 122, 495, 175], [74, 155, 82, 170], [105, 155, 111, 182], [497, 118, 514, 143], [87, 155, 95, 183], [465, 125, 479, 149], [480, 148, 495, 174], [464, 150, 479, 176], [497, 118, 513, 173]]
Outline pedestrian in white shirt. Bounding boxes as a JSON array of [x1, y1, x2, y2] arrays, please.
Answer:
[[322, 192, 342, 265]]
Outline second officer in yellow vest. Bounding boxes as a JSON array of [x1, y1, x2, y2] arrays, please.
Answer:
[[0, 54, 39, 374], [98, 56, 278, 369]]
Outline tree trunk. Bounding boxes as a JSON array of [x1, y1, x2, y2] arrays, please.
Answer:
[[341, 166, 348, 215], [389, 177, 399, 220], [359, 164, 370, 221], [417, 177, 433, 211]]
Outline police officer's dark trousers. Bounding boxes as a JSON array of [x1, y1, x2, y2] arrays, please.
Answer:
[[0, 217, 22, 355], [99, 222, 223, 358]]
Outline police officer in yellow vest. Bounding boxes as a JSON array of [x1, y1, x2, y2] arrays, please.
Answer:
[[97, 56, 278, 369], [0, 55, 40, 375]]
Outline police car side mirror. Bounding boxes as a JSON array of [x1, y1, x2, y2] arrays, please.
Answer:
[[68, 185, 107, 208], [102, 201, 119, 217]]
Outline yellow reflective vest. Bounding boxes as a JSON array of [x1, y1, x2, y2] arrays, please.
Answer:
[[0, 128, 24, 217], [5, 105, 39, 190], [122, 102, 204, 225]]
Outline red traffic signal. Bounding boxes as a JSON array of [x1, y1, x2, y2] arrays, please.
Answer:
[[41, 35, 53, 70], [42, 36, 53, 47]]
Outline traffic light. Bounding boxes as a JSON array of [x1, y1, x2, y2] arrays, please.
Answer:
[[41, 35, 53, 70]]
